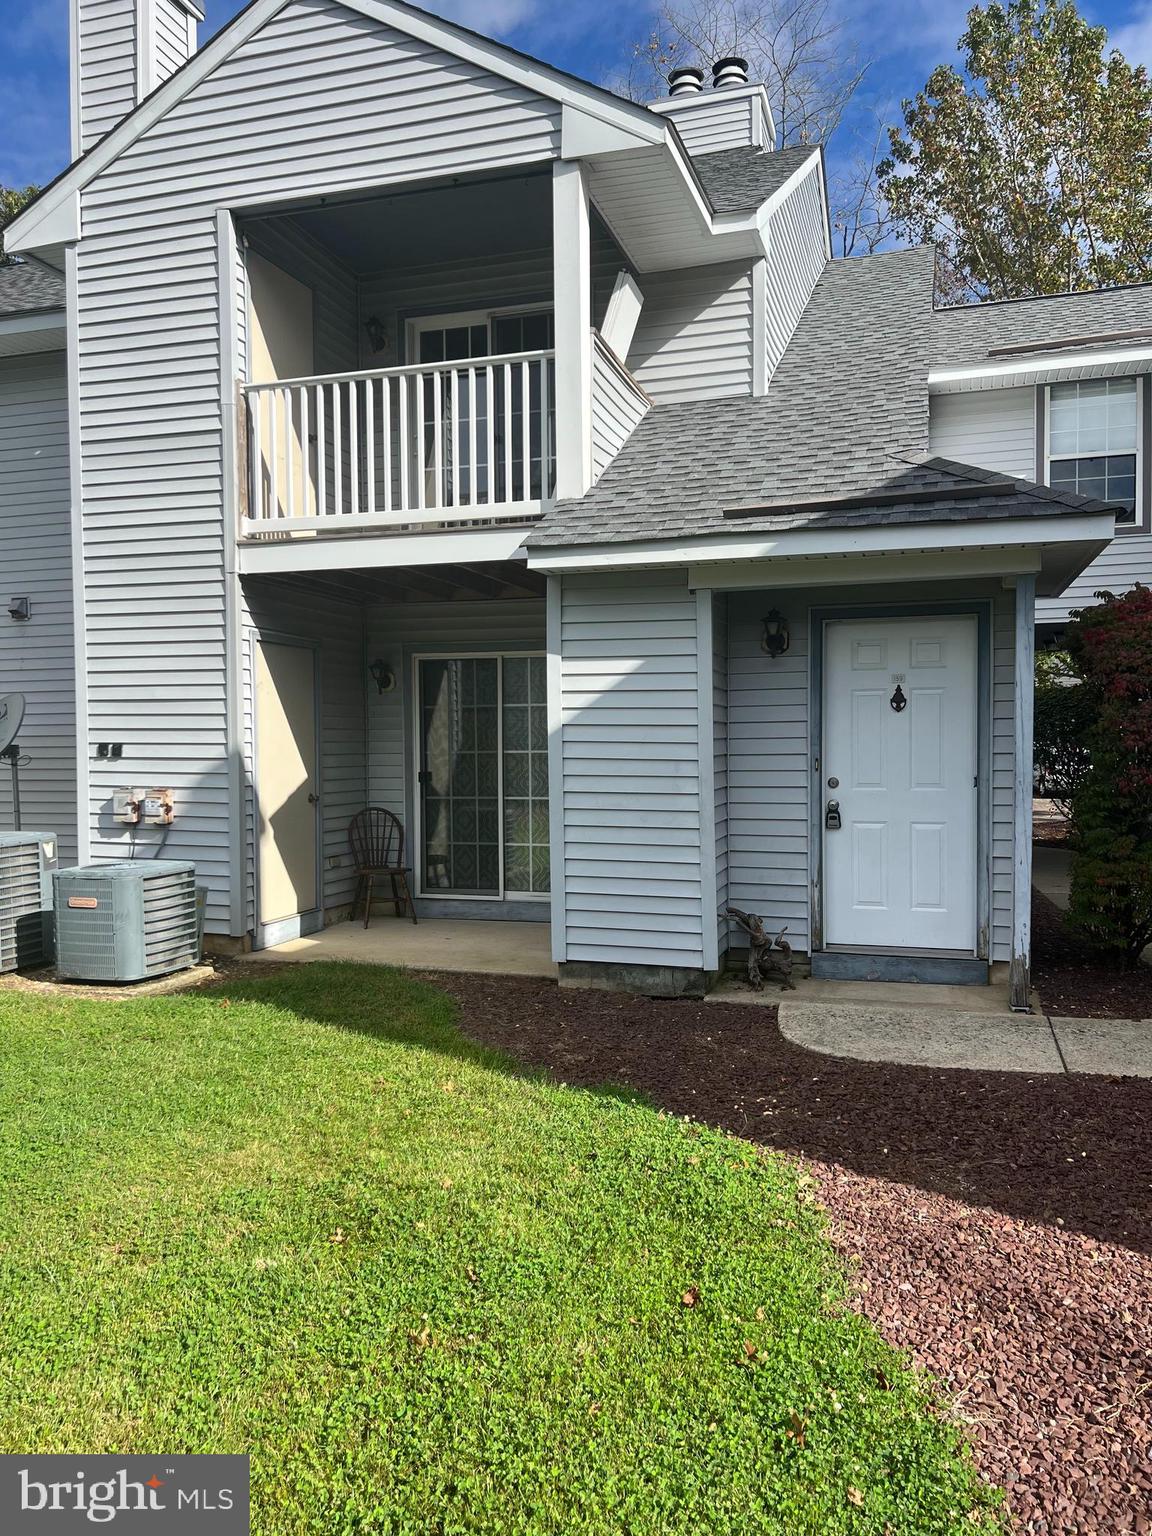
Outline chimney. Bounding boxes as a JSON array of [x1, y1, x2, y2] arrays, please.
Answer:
[[72, 0, 205, 158], [649, 57, 776, 156], [712, 57, 749, 89], [667, 66, 705, 97]]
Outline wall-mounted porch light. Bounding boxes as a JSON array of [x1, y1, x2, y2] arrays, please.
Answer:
[[369, 659, 397, 695], [760, 609, 790, 658], [363, 315, 388, 355]]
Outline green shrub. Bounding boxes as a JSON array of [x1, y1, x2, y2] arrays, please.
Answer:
[[1033, 649, 1093, 816], [1064, 588, 1152, 965]]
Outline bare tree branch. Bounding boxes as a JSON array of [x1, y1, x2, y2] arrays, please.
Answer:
[[622, 0, 868, 149]]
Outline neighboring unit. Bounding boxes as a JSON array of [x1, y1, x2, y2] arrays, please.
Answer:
[[2, 0, 1138, 1009], [0, 831, 58, 973]]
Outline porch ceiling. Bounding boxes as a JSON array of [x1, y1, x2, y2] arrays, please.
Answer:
[[279, 169, 552, 275], [250, 560, 547, 605]]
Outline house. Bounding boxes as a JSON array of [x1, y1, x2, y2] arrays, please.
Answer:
[[0, 264, 76, 863], [3, 0, 1145, 1013]]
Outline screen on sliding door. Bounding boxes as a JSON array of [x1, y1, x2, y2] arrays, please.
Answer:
[[417, 655, 549, 898], [501, 655, 549, 894]]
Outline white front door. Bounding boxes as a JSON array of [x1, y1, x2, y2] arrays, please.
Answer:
[[823, 616, 978, 952]]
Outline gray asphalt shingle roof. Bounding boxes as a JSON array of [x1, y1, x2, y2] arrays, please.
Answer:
[[531, 244, 1119, 549], [932, 283, 1152, 366], [692, 145, 817, 213], [531, 245, 937, 546], [0, 262, 65, 317]]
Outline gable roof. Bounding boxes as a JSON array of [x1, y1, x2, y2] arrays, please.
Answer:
[[531, 245, 937, 546], [530, 245, 1123, 550], [0, 263, 65, 316], [693, 145, 816, 213], [6, 0, 671, 257], [933, 282, 1152, 367]]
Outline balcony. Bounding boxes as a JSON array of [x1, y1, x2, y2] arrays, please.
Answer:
[[241, 350, 555, 538]]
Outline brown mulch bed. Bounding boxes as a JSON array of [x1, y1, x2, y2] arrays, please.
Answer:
[[428, 971, 1152, 1536], [1033, 889, 1152, 1020]]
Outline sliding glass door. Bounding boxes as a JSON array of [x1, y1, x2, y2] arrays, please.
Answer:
[[417, 654, 549, 898]]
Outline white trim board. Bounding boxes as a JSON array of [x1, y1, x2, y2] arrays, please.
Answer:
[[525, 512, 1116, 573], [239, 525, 532, 573], [930, 344, 1152, 393]]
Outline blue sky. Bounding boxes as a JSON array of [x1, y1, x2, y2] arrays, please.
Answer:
[[3, 0, 1152, 191]]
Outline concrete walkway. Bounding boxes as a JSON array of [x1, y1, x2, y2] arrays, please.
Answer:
[[1033, 845, 1072, 910], [770, 981, 1152, 1078], [236, 917, 557, 979]]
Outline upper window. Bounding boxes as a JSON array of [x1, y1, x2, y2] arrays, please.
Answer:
[[1047, 378, 1140, 526]]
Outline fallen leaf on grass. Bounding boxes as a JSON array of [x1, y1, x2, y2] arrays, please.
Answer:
[[327, 1229, 348, 1246], [847, 1486, 864, 1507], [681, 1286, 700, 1308], [741, 1340, 759, 1362], [785, 1410, 807, 1447]]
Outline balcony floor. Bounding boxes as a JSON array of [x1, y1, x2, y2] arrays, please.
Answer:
[[240, 916, 556, 980]]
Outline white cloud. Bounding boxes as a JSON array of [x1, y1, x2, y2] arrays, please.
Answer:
[[1109, 4, 1152, 68], [418, 0, 544, 33]]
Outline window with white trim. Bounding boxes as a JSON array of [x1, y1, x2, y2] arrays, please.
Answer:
[[1047, 377, 1140, 526]]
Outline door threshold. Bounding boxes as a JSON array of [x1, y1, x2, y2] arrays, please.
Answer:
[[256, 909, 324, 950], [812, 950, 988, 985], [824, 943, 977, 960]]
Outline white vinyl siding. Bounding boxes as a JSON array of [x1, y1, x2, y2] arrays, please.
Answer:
[[358, 222, 627, 371], [154, 0, 194, 86], [725, 584, 1017, 962], [74, 0, 562, 935], [590, 339, 649, 482], [1036, 537, 1152, 622], [764, 159, 826, 379], [928, 388, 1036, 478], [927, 386, 1152, 624], [77, 0, 138, 153], [660, 95, 764, 156], [0, 351, 77, 863], [626, 262, 754, 403], [558, 570, 705, 969]]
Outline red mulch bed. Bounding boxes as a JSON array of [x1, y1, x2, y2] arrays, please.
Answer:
[[1033, 888, 1152, 1020], [428, 971, 1152, 1536]]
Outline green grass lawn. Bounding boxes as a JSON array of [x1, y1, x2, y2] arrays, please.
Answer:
[[0, 963, 1000, 1534]]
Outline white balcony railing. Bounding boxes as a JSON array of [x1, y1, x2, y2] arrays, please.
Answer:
[[241, 351, 555, 537]]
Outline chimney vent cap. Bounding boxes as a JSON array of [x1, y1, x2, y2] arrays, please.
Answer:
[[668, 66, 705, 96], [712, 56, 750, 89]]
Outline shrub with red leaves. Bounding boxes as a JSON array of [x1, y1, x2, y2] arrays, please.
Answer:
[[1065, 587, 1152, 964]]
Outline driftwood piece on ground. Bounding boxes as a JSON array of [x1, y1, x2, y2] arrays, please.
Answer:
[[725, 908, 796, 992]]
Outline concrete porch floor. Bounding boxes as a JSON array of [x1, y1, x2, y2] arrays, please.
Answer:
[[238, 917, 557, 979]]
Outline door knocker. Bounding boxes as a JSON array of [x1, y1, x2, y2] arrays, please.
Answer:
[[890, 684, 907, 713]]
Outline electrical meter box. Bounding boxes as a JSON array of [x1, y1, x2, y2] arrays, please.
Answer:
[[113, 788, 175, 826]]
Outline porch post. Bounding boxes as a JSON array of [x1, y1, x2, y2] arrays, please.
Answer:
[[1010, 574, 1036, 1010], [551, 160, 593, 500], [546, 575, 567, 963]]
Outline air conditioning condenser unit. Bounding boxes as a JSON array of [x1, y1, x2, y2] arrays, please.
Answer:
[[54, 860, 201, 983]]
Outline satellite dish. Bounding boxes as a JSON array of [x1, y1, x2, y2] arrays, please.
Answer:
[[0, 693, 25, 756]]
